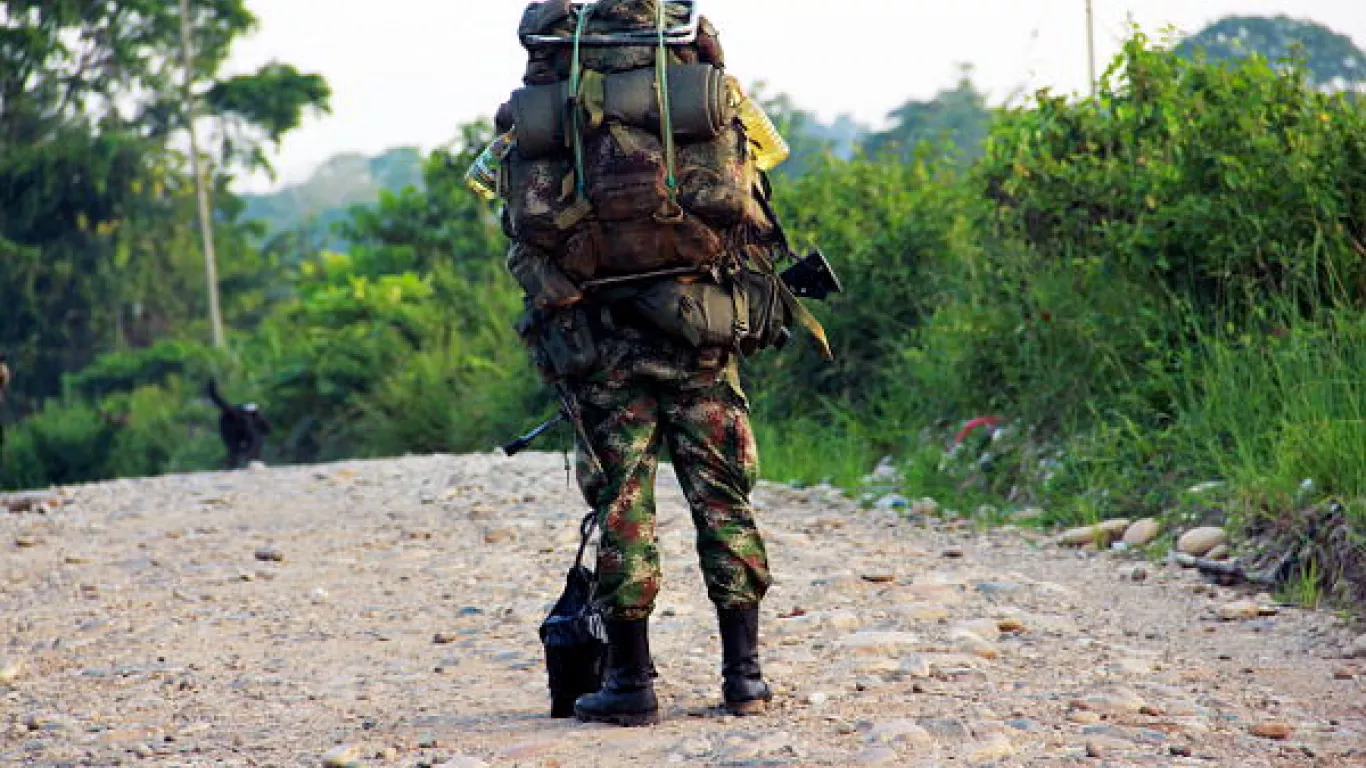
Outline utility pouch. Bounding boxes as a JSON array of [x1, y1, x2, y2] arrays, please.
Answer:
[[518, 303, 600, 380], [617, 278, 734, 348], [733, 267, 792, 356]]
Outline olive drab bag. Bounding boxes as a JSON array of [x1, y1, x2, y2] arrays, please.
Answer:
[[502, 0, 761, 281], [501, 0, 833, 369]]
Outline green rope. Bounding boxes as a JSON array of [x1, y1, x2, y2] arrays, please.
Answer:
[[655, 0, 678, 201], [569, 4, 594, 198]]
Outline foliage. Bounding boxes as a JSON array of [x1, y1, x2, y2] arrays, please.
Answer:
[[1177, 15, 1366, 89], [864, 66, 993, 162], [0, 0, 327, 412]]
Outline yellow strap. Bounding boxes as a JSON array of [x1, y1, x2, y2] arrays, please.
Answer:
[[749, 247, 833, 361], [579, 70, 607, 130]]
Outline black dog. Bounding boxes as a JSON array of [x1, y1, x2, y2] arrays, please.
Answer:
[[207, 379, 270, 469]]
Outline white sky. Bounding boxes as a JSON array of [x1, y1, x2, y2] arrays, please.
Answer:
[[224, 1, 1366, 192]]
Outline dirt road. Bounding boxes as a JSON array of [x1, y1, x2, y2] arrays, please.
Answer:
[[2, 452, 1363, 767]]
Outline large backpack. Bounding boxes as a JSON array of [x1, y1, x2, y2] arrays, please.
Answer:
[[501, 0, 770, 283], [501, 0, 832, 370]]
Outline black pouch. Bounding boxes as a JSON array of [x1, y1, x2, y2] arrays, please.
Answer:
[[519, 303, 600, 380], [625, 278, 739, 348], [733, 267, 792, 356], [540, 511, 607, 718]]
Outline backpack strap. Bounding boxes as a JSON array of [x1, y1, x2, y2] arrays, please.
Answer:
[[653, 0, 682, 222], [569, 5, 595, 204]]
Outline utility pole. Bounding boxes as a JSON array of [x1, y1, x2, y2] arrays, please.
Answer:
[[1085, 0, 1098, 98], [178, 0, 226, 348]]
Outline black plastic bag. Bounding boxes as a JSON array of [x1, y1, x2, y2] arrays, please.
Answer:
[[539, 511, 608, 717]]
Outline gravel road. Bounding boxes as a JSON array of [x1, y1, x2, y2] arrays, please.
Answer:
[[2, 452, 1363, 767]]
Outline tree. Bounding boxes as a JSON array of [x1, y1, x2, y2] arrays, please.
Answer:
[[0, 1, 329, 409], [863, 66, 992, 162], [1177, 15, 1366, 90]]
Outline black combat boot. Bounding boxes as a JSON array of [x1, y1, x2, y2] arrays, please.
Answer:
[[718, 606, 773, 715], [574, 619, 661, 726]]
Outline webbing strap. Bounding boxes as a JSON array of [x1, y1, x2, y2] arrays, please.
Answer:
[[749, 247, 834, 361], [654, 1, 678, 204], [569, 5, 594, 199]]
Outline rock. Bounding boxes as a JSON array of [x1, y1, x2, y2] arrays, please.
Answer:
[[483, 528, 516, 544], [1058, 519, 1130, 547], [321, 745, 363, 767], [1344, 634, 1366, 659], [861, 572, 896, 583], [875, 494, 909, 511], [951, 631, 1000, 660], [14, 534, 41, 548], [955, 619, 1002, 641], [900, 583, 966, 604], [1205, 544, 1231, 561], [838, 632, 922, 656], [805, 691, 829, 706], [253, 547, 284, 563], [1085, 737, 1131, 758], [854, 747, 900, 766], [862, 719, 933, 746], [965, 734, 1015, 765], [1333, 667, 1358, 680], [910, 498, 940, 517], [1122, 518, 1162, 547], [1177, 527, 1227, 556], [1075, 687, 1147, 715], [1218, 601, 1261, 621], [899, 654, 932, 678], [997, 617, 1027, 634], [1249, 722, 1294, 740], [941, 546, 965, 558], [917, 717, 974, 744], [0, 658, 22, 684]]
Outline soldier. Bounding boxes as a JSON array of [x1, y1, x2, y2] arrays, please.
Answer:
[[493, 0, 814, 727]]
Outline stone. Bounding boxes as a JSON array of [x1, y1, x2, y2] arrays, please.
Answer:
[[1249, 722, 1294, 740], [1058, 519, 1131, 547], [1085, 737, 1130, 758], [899, 654, 932, 678], [0, 658, 22, 685], [965, 734, 1015, 764], [955, 619, 1002, 641], [1205, 544, 1231, 561], [321, 745, 363, 767], [1344, 634, 1366, 659], [1218, 601, 1261, 621], [14, 534, 41, 548], [941, 546, 965, 559], [483, 528, 516, 544], [1177, 527, 1227, 557], [997, 617, 1027, 634], [910, 498, 940, 517], [863, 719, 933, 746], [854, 747, 900, 766], [917, 717, 974, 744], [1122, 518, 1162, 547], [952, 631, 1000, 660], [838, 632, 922, 656], [253, 547, 284, 563]]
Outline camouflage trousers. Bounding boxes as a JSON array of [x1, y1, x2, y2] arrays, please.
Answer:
[[572, 359, 771, 622]]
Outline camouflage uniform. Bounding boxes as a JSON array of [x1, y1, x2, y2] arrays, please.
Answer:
[[572, 322, 771, 622]]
